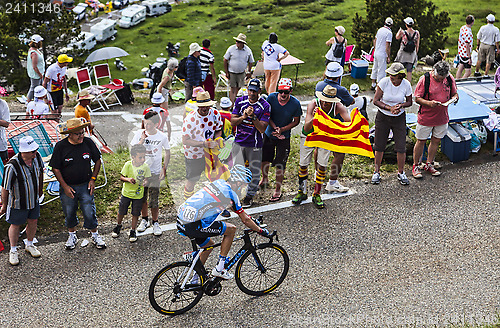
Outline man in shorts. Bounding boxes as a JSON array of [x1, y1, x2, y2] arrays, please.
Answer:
[[474, 14, 500, 77], [456, 15, 475, 79], [223, 33, 254, 104], [43, 54, 72, 115]]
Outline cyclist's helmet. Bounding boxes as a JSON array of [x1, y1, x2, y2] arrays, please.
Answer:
[[229, 164, 252, 184]]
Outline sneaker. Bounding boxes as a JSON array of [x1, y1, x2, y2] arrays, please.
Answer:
[[371, 172, 381, 184], [91, 234, 106, 249], [111, 224, 122, 238], [137, 219, 150, 232], [325, 180, 349, 193], [412, 164, 423, 179], [311, 194, 325, 209], [397, 172, 410, 185], [129, 230, 137, 243], [292, 191, 307, 205], [474, 72, 481, 77], [211, 267, 234, 280], [242, 196, 253, 208], [424, 163, 441, 176], [221, 209, 230, 217], [9, 251, 19, 266], [370, 85, 376, 91], [25, 245, 41, 258], [65, 234, 78, 250], [432, 161, 442, 170], [153, 222, 162, 236]]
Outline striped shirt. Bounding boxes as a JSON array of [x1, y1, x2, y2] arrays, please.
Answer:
[[199, 47, 214, 73], [2, 152, 43, 210]]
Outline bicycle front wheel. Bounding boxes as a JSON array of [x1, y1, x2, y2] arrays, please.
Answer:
[[149, 261, 205, 315], [235, 243, 289, 296]]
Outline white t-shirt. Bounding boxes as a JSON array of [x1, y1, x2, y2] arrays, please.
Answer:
[[131, 129, 170, 175], [182, 108, 223, 160], [26, 98, 50, 116], [377, 77, 412, 117], [0, 99, 10, 151], [374, 26, 393, 57], [261, 40, 287, 70], [44, 63, 67, 92], [477, 23, 500, 46]]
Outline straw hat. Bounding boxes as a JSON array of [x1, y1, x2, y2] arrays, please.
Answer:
[[233, 33, 247, 44], [60, 118, 90, 134], [196, 91, 217, 107], [315, 85, 341, 103], [78, 90, 95, 101]]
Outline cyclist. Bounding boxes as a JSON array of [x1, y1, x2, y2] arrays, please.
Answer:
[[177, 165, 270, 280]]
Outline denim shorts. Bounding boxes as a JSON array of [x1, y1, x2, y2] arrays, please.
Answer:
[[60, 183, 98, 230], [6, 203, 40, 225]]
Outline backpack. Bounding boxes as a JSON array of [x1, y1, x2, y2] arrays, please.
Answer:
[[115, 82, 134, 104], [175, 56, 188, 80], [419, 72, 454, 113], [403, 31, 416, 53], [333, 38, 345, 58]]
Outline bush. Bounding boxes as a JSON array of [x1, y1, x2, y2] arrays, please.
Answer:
[[297, 11, 315, 18], [325, 10, 347, 20], [280, 20, 313, 30], [212, 19, 237, 30], [159, 19, 186, 28], [138, 29, 149, 35], [308, 2, 324, 13]]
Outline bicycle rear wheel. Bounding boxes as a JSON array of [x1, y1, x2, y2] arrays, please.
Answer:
[[235, 243, 289, 296], [149, 261, 205, 315]]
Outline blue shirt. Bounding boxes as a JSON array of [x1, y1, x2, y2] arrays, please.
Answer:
[[264, 93, 302, 139], [315, 79, 354, 106]]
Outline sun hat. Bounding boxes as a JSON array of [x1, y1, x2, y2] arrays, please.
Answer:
[[220, 97, 232, 109], [19, 136, 39, 153], [233, 33, 247, 44], [57, 54, 73, 64], [189, 42, 202, 56], [151, 92, 165, 104], [111, 78, 123, 87], [247, 78, 261, 92], [350, 83, 360, 96], [385, 62, 406, 76], [77, 89, 95, 101], [325, 62, 344, 78], [335, 26, 346, 36], [277, 78, 293, 91], [192, 86, 205, 99], [385, 17, 393, 26], [315, 85, 341, 103], [403, 17, 414, 26], [486, 14, 495, 22], [196, 91, 217, 107], [31, 34, 44, 43], [60, 118, 90, 134], [34, 85, 47, 98]]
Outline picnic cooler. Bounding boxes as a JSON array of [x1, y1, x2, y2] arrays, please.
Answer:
[[350, 59, 369, 79], [441, 124, 471, 162]]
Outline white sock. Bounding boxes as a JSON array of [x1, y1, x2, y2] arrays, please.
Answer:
[[371, 82, 376, 87], [26, 240, 34, 247], [69, 232, 76, 236], [10, 246, 18, 253], [216, 256, 227, 271], [92, 232, 98, 238]]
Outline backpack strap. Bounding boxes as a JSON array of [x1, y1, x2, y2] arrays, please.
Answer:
[[446, 76, 453, 99], [423, 72, 431, 100], [361, 96, 367, 112]]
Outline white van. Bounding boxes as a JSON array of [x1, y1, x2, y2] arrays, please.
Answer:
[[90, 19, 118, 42], [72, 3, 88, 20], [118, 4, 146, 28], [62, 32, 97, 52], [142, 0, 170, 16]]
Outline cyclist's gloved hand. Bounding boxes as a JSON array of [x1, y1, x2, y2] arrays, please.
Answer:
[[258, 228, 270, 237]]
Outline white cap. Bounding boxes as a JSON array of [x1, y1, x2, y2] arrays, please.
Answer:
[[220, 97, 232, 109], [403, 17, 414, 26], [325, 62, 344, 78], [151, 92, 165, 104], [385, 17, 393, 26], [19, 136, 39, 153], [486, 14, 495, 22], [34, 85, 47, 98], [350, 83, 360, 96], [335, 26, 346, 36], [31, 34, 44, 43]]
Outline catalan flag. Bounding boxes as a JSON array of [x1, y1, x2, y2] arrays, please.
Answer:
[[304, 107, 374, 158], [204, 137, 231, 182]]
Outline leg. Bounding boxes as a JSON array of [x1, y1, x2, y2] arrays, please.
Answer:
[[329, 152, 345, 180], [413, 139, 426, 165], [219, 223, 236, 257], [407, 70, 412, 83], [274, 167, 284, 196], [25, 218, 38, 242], [246, 147, 263, 198], [260, 161, 271, 186], [427, 136, 441, 163], [131, 215, 139, 230], [264, 70, 272, 94], [60, 187, 79, 233], [267, 70, 280, 94], [397, 152, 406, 173], [8, 224, 21, 248], [260, 135, 275, 187], [198, 239, 214, 265], [374, 151, 384, 172], [116, 213, 125, 225], [229, 87, 239, 105], [456, 64, 464, 79]]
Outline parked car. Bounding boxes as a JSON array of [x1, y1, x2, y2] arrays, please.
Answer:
[[90, 19, 118, 42], [112, 0, 129, 9], [118, 4, 146, 28]]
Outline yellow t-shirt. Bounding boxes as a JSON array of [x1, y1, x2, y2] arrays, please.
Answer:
[[121, 161, 152, 199]]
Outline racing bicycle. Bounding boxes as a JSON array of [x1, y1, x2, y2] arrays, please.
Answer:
[[149, 216, 289, 315]]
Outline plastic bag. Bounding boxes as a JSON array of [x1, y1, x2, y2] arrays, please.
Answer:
[[462, 122, 481, 152], [471, 50, 478, 67], [470, 121, 487, 144], [483, 112, 500, 131]]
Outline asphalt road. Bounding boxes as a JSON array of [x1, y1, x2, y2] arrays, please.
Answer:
[[1, 155, 499, 327]]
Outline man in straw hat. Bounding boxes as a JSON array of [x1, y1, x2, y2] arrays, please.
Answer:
[[182, 91, 222, 200], [292, 85, 350, 209], [223, 33, 255, 104], [1, 136, 44, 265], [49, 118, 106, 250], [74, 90, 95, 133]]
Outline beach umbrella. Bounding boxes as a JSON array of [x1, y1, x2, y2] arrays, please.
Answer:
[[84, 46, 129, 64]]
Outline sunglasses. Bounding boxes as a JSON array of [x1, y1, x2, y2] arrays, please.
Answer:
[[278, 90, 290, 94]]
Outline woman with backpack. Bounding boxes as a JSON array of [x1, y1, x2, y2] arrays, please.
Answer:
[[324, 26, 346, 77], [395, 17, 420, 83]]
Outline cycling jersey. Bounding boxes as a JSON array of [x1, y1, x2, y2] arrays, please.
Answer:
[[177, 179, 244, 229]]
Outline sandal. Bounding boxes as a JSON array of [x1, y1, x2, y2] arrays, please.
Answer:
[[269, 193, 282, 202]]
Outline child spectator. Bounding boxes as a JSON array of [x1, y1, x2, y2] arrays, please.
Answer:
[[142, 92, 171, 140], [74, 90, 95, 133], [112, 144, 151, 242], [347, 84, 371, 120], [26, 86, 50, 118]]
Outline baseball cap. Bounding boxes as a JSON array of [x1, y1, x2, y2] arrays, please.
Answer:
[[31, 34, 44, 43], [325, 62, 344, 78], [349, 84, 360, 96], [486, 14, 495, 22], [385, 62, 406, 76], [277, 78, 293, 91], [385, 17, 393, 26], [247, 78, 261, 91], [19, 136, 39, 153], [403, 17, 414, 26], [57, 54, 73, 64]]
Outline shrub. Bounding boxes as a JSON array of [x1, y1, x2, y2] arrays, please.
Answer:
[[325, 10, 347, 20], [159, 19, 186, 28], [297, 11, 315, 18], [138, 29, 149, 35], [308, 2, 324, 13], [212, 19, 237, 30], [280, 20, 313, 30]]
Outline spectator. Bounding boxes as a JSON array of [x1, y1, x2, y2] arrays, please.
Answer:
[[261, 32, 289, 94], [224, 33, 255, 104], [1, 136, 44, 266], [200, 39, 217, 99], [474, 14, 500, 77], [230, 78, 270, 207], [371, 63, 413, 185], [50, 118, 106, 250], [131, 112, 170, 236], [324, 26, 346, 72], [0, 99, 11, 162], [157, 57, 178, 109], [182, 91, 222, 200], [43, 54, 72, 115], [412, 61, 459, 179], [315, 62, 354, 106], [185, 43, 202, 101], [260, 78, 301, 202], [143, 92, 171, 139], [219, 96, 232, 111], [395, 17, 420, 83], [371, 17, 393, 90], [26, 34, 45, 103], [184, 86, 204, 119], [456, 15, 475, 79], [111, 144, 151, 243], [74, 90, 95, 132], [347, 83, 371, 119], [27, 86, 50, 119]]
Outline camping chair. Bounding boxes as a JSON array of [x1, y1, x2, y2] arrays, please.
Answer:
[[93, 63, 124, 109], [215, 70, 230, 97], [344, 45, 355, 71], [361, 47, 374, 63], [76, 67, 107, 112]]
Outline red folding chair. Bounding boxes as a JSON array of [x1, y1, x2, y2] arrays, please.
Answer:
[[361, 47, 374, 63], [93, 63, 124, 109], [76, 67, 106, 112]]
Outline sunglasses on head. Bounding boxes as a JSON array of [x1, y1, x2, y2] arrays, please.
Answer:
[[278, 90, 290, 94]]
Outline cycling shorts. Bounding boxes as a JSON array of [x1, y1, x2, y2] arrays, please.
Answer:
[[177, 219, 226, 247]]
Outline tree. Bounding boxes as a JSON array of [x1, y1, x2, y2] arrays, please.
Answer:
[[352, 0, 450, 59], [0, 0, 81, 91]]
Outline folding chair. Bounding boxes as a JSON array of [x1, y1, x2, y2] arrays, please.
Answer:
[[344, 45, 356, 72], [361, 47, 374, 63], [215, 70, 230, 97], [76, 67, 107, 112], [93, 63, 124, 109]]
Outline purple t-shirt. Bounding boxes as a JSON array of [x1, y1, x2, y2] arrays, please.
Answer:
[[232, 95, 271, 148]]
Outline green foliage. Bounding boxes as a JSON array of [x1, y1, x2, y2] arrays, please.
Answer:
[[352, 0, 451, 58], [297, 11, 316, 18], [325, 10, 347, 20], [280, 20, 313, 30], [158, 19, 186, 28]]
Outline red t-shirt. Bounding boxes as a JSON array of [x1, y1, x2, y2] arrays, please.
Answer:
[[414, 74, 457, 126]]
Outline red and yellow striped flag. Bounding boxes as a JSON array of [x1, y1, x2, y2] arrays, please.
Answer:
[[304, 107, 374, 158], [204, 137, 231, 182]]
